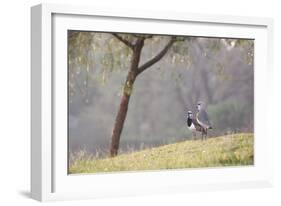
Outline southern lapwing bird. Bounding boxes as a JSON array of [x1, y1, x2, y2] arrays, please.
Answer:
[[196, 102, 212, 140], [187, 111, 203, 139]]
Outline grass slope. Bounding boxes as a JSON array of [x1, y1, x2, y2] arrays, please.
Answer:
[[69, 133, 254, 174]]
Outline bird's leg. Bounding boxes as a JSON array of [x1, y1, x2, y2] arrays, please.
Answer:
[[203, 130, 205, 140], [202, 129, 206, 140]]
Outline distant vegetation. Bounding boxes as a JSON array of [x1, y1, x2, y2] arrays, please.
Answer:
[[68, 32, 254, 156], [69, 133, 254, 174]]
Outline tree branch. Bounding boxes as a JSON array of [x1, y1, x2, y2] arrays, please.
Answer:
[[132, 34, 153, 39], [137, 37, 176, 74], [112, 33, 134, 49]]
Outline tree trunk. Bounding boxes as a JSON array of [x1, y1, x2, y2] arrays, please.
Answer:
[[110, 92, 131, 157], [110, 70, 138, 156], [110, 39, 144, 157]]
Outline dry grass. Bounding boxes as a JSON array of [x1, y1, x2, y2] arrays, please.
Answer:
[[69, 133, 254, 174]]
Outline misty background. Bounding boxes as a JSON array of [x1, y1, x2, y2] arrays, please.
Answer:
[[68, 32, 254, 156]]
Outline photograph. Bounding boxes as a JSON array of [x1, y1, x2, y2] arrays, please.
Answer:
[[67, 31, 254, 174]]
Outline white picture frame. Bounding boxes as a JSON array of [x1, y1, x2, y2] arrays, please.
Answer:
[[31, 3, 274, 202]]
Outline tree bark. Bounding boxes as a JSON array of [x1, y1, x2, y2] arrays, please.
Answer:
[[110, 38, 144, 157], [110, 90, 131, 156], [110, 71, 137, 157]]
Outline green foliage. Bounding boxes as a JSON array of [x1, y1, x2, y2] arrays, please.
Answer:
[[68, 31, 133, 100], [208, 100, 253, 134], [68, 31, 254, 104], [224, 39, 254, 65], [215, 62, 229, 81], [69, 133, 254, 174], [207, 39, 221, 53]]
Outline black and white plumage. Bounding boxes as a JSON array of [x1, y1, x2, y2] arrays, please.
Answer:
[[187, 111, 202, 139], [196, 102, 212, 140]]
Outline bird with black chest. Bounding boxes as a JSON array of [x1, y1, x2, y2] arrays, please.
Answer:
[[196, 101, 212, 140], [186, 110, 203, 140]]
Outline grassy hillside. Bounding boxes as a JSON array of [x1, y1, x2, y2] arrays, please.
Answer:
[[69, 133, 254, 174]]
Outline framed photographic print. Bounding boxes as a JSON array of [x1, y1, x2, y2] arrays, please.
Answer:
[[31, 3, 274, 201]]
